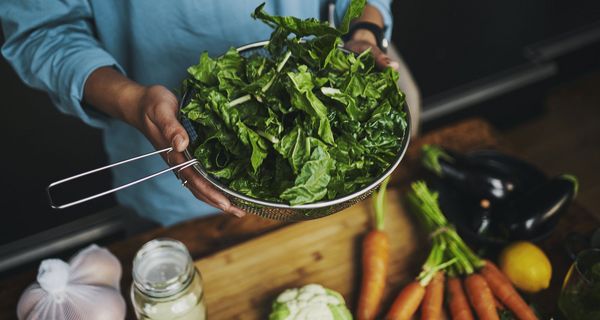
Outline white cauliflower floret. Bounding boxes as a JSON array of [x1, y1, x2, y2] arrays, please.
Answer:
[[269, 284, 352, 320]]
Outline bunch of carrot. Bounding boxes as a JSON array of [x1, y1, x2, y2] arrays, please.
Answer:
[[358, 180, 540, 320]]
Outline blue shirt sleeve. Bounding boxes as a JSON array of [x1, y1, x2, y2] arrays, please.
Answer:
[[0, 0, 125, 129]]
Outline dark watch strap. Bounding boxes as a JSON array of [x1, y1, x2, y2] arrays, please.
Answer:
[[343, 22, 386, 52]]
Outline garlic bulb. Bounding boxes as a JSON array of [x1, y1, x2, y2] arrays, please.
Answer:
[[68, 244, 122, 289], [17, 244, 126, 320]]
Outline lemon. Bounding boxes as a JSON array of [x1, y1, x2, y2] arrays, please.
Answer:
[[499, 241, 552, 293]]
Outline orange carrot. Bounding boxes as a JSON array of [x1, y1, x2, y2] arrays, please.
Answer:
[[386, 281, 426, 320], [464, 274, 499, 320], [493, 295, 505, 310], [480, 261, 538, 320], [447, 276, 474, 320], [357, 178, 390, 320], [421, 271, 445, 320], [357, 230, 390, 320]]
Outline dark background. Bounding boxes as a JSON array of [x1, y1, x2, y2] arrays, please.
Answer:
[[393, 0, 600, 98], [1, 0, 600, 272]]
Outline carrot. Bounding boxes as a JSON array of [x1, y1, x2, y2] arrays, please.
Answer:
[[386, 281, 426, 320], [357, 230, 390, 320], [493, 295, 505, 310], [464, 274, 499, 320], [480, 261, 538, 320], [357, 178, 390, 320], [447, 276, 474, 320], [421, 271, 445, 320]]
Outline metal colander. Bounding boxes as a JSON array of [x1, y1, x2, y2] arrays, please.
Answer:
[[47, 41, 411, 221]]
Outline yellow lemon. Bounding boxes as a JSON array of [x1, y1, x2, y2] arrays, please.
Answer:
[[499, 241, 552, 293]]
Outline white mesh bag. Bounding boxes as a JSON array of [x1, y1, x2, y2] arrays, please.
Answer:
[[17, 244, 126, 320]]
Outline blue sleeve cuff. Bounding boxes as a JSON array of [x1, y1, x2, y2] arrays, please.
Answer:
[[48, 48, 126, 129]]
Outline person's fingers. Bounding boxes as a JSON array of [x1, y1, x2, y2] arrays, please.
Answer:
[[142, 116, 170, 149], [180, 167, 246, 217], [161, 144, 245, 217], [344, 41, 369, 56], [345, 40, 401, 72], [140, 85, 188, 152], [187, 187, 222, 209], [179, 166, 246, 217], [371, 47, 390, 70], [153, 131, 227, 211], [368, 46, 399, 72], [150, 102, 190, 153], [228, 206, 247, 218], [188, 181, 246, 218], [221, 203, 247, 218]]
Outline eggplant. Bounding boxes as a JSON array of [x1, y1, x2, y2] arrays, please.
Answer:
[[502, 174, 578, 239], [421, 145, 520, 204], [469, 199, 494, 235], [424, 145, 578, 244], [435, 179, 512, 246]]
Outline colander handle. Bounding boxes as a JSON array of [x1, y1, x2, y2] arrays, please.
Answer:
[[47, 147, 198, 209]]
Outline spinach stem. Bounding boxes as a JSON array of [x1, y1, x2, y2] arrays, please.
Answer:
[[276, 51, 292, 72], [261, 51, 293, 93], [228, 94, 252, 107], [257, 130, 280, 144]]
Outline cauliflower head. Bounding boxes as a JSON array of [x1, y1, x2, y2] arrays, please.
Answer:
[[269, 284, 352, 320]]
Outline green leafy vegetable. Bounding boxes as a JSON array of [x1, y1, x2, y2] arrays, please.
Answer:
[[280, 146, 335, 205], [181, 0, 407, 205]]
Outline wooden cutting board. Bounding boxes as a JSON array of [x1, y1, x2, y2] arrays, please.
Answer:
[[195, 188, 428, 320]]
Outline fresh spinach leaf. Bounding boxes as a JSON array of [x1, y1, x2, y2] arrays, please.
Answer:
[[280, 146, 335, 205]]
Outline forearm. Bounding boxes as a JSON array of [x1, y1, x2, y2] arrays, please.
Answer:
[[356, 4, 384, 27], [83, 67, 145, 127]]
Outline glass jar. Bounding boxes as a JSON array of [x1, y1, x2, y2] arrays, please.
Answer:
[[558, 248, 600, 320], [131, 238, 206, 320]]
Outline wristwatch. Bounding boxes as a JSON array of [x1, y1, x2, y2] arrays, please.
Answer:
[[343, 22, 388, 52]]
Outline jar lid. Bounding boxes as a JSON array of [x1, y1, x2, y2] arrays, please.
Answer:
[[132, 238, 194, 298]]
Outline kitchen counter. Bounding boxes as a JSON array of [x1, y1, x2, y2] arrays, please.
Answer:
[[1, 118, 597, 319]]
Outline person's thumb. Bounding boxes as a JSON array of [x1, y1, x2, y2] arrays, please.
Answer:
[[154, 102, 189, 152]]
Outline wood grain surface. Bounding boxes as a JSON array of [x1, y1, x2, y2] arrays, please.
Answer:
[[196, 188, 425, 320], [0, 118, 597, 319]]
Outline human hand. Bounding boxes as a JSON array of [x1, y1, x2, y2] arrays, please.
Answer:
[[130, 85, 246, 217], [344, 29, 400, 71]]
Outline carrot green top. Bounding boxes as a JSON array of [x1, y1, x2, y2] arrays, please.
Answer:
[[373, 177, 390, 231]]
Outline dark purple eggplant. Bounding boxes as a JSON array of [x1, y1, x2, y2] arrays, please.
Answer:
[[434, 178, 512, 246], [469, 199, 494, 235], [503, 174, 578, 239], [421, 145, 520, 204]]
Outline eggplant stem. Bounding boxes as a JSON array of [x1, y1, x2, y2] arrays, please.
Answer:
[[560, 174, 579, 198], [421, 145, 453, 176]]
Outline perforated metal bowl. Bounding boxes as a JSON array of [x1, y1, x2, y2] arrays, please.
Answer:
[[179, 41, 411, 221]]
